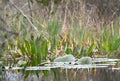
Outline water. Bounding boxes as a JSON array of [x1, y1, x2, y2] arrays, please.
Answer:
[[1, 58, 120, 81]]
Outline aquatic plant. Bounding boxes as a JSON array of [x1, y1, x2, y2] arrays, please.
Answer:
[[54, 54, 75, 62], [17, 35, 49, 78], [78, 57, 92, 64], [18, 35, 48, 66]]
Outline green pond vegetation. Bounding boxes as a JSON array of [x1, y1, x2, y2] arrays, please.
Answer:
[[0, 0, 120, 80]]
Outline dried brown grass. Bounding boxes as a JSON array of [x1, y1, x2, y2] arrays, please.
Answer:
[[0, 0, 120, 39]]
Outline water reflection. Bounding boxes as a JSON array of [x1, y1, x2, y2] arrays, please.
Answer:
[[1, 58, 120, 81]]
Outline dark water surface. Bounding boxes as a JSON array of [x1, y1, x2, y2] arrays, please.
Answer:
[[0, 58, 120, 81]]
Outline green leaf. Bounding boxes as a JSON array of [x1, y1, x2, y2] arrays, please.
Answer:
[[41, 40, 48, 60], [111, 38, 120, 51], [80, 46, 85, 56], [24, 40, 31, 54], [65, 47, 72, 54], [35, 37, 40, 54], [87, 43, 95, 55], [34, 37, 41, 64], [18, 44, 26, 55]]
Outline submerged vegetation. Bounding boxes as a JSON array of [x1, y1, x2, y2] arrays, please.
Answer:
[[0, 0, 120, 80]]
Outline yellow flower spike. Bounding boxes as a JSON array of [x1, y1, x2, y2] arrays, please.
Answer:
[[94, 38, 96, 44], [64, 33, 67, 41], [60, 40, 63, 49], [111, 23, 114, 35], [55, 46, 58, 54], [15, 39, 18, 45], [8, 44, 11, 50], [48, 41, 51, 50], [119, 26, 120, 35]]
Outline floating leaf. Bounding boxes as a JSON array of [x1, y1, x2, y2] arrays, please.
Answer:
[[54, 54, 75, 62], [78, 57, 92, 64]]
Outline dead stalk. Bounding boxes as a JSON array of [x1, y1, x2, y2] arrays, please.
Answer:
[[8, 0, 40, 36]]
